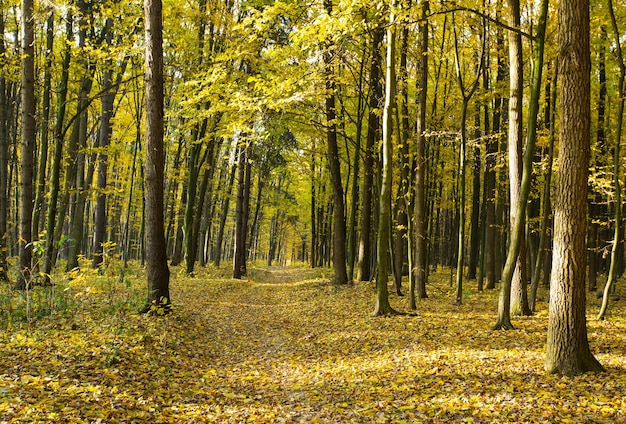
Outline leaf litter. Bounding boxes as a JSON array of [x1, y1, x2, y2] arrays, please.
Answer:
[[1, 264, 625, 423]]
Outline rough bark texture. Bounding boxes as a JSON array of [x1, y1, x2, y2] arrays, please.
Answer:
[[142, 0, 171, 312], [545, 0, 603, 375]]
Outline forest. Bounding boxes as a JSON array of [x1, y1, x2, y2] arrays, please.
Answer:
[[2, 0, 626, 421]]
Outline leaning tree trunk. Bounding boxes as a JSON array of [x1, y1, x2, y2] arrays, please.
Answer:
[[16, 0, 36, 289], [141, 0, 171, 313], [545, 0, 603, 375]]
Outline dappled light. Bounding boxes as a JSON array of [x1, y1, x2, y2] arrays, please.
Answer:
[[2, 265, 625, 422]]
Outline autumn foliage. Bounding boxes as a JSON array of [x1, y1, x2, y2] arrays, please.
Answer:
[[1, 264, 626, 423]]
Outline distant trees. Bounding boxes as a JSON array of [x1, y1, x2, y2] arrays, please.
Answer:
[[0, 0, 621, 370]]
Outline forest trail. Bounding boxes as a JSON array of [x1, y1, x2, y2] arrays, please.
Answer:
[[2, 265, 626, 422]]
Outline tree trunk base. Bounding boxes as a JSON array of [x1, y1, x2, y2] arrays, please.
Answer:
[[372, 302, 399, 317], [492, 319, 515, 331], [546, 354, 605, 376]]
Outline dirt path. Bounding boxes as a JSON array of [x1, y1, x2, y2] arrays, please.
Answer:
[[2, 266, 626, 423]]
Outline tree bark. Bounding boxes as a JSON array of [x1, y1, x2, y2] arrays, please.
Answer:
[[414, 0, 429, 301], [16, 0, 36, 289], [323, 0, 348, 285], [374, 0, 398, 316], [357, 26, 383, 283], [0, 9, 9, 280], [545, 0, 603, 374], [141, 0, 171, 313], [598, 0, 625, 321]]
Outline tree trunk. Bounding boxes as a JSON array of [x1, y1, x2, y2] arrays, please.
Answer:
[[43, 13, 72, 282], [141, 0, 171, 313], [530, 62, 557, 311], [323, 0, 348, 285], [32, 13, 54, 242], [0, 10, 9, 280], [233, 145, 251, 279], [16, 0, 36, 289], [374, 0, 397, 316], [598, 0, 625, 321], [93, 20, 117, 268], [545, 0, 603, 374], [357, 26, 383, 283], [414, 0, 429, 301], [452, 16, 484, 305], [506, 0, 531, 318]]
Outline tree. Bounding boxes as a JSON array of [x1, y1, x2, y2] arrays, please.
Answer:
[[323, 0, 348, 286], [140, 0, 170, 313], [597, 0, 625, 321], [412, 0, 429, 304], [357, 24, 383, 283], [16, 0, 36, 289], [373, 0, 398, 316], [544, 0, 603, 375]]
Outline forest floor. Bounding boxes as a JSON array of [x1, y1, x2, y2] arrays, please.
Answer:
[[1, 262, 626, 423]]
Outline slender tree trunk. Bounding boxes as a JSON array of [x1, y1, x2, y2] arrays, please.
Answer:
[[16, 0, 36, 289], [530, 63, 557, 311], [323, 0, 348, 285], [233, 146, 251, 279], [357, 26, 383, 283], [598, 0, 625, 321], [414, 0, 429, 302], [32, 13, 54, 242], [43, 14, 72, 282], [213, 144, 236, 267], [452, 16, 484, 305], [494, 0, 546, 328], [93, 20, 116, 268], [545, 0, 603, 374], [374, 0, 397, 316], [0, 10, 9, 280], [141, 0, 171, 313], [506, 0, 531, 318]]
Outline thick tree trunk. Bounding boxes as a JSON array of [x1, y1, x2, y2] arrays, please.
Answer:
[[141, 0, 171, 312], [545, 0, 603, 374]]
